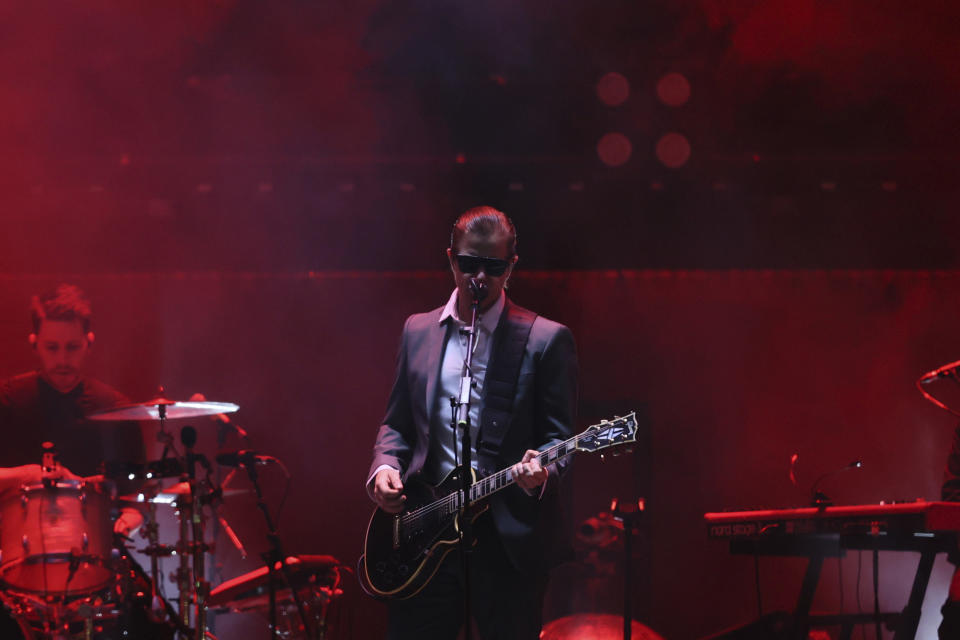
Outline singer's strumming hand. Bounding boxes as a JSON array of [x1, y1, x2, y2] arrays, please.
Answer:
[[374, 467, 406, 513]]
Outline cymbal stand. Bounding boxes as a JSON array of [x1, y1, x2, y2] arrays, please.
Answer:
[[146, 399, 191, 635], [139, 486, 169, 616], [242, 460, 310, 639], [191, 493, 210, 640], [180, 425, 212, 640], [176, 494, 192, 632]]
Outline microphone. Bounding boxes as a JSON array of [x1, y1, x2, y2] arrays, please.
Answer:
[[811, 459, 863, 506], [469, 278, 488, 302], [181, 426, 211, 474], [216, 450, 271, 468], [919, 359, 960, 385], [180, 425, 197, 450]]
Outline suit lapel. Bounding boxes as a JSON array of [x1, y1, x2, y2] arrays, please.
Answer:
[[424, 313, 447, 429]]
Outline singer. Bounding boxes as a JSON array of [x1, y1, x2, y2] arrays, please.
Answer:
[[366, 206, 578, 639]]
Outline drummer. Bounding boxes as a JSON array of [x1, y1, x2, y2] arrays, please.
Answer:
[[0, 283, 145, 536]]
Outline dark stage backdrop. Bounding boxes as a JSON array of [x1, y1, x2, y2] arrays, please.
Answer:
[[0, 269, 958, 639]]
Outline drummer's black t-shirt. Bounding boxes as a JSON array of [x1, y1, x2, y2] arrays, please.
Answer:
[[0, 371, 145, 476]]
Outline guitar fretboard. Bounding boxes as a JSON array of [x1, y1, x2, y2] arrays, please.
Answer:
[[467, 437, 578, 503]]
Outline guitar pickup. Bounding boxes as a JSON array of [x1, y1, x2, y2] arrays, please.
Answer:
[[392, 515, 400, 550]]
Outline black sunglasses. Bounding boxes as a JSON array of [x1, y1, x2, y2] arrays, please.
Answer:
[[454, 254, 511, 277]]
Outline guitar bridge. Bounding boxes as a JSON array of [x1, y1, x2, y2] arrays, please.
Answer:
[[392, 514, 400, 550]]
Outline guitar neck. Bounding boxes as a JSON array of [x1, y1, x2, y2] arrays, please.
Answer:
[[403, 412, 635, 523], [466, 434, 579, 504]]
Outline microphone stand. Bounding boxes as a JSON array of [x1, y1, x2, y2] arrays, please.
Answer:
[[453, 283, 483, 640], [241, 460, 311, 639]]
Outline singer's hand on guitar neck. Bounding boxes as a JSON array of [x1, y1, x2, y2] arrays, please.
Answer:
[[511, 449, 548, 491], [374, 467, 406, 513]]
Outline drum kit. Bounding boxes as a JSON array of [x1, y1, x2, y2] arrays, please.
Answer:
[[0, 393, 343, 640]]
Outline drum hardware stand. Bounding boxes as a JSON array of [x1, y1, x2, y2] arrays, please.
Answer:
[[125, 548, 194, 638], [241, 458, 311, 639]]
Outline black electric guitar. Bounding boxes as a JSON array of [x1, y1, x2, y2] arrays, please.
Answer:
[[358, 412, 638, 600]]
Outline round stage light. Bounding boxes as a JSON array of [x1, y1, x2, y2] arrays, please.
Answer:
[[596, 72, 630, 107], [597, 132, 633, 167], [655, 132, 691, 168], [656, 72, 691, 107]]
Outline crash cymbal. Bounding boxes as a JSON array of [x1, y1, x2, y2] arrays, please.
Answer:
[[540, 614, 664, 640], [88, 398, 239, 421]]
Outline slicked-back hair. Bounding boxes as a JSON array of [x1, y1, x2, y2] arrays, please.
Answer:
[[450, 206, 518, 258], [30, 284, 93, 334]]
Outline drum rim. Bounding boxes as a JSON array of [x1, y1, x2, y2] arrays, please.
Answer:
[[16, 479, 105, 493]]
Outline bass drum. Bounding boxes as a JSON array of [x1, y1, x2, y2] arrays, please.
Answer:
[[0, 556, 172, 640], [0, 479, 116, 597]]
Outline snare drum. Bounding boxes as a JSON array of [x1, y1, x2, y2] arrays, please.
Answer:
[[0, 480, 116, 596]]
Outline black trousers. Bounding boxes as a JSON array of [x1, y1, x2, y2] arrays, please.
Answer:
[[941, 600, 960, 639], [387, 515, 547, 640]]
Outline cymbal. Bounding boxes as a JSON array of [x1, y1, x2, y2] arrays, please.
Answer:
[[540, 614, 664, 640], [156, 481, 250, 497], [119, 482, 250, 505], [88, 397, 239, 421], [208, 555, 341, 611]]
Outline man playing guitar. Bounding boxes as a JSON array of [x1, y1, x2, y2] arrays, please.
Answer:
[[366, 207, 578, 639]]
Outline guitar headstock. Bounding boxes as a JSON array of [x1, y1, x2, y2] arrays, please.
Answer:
[[575, 412, 638, 453]]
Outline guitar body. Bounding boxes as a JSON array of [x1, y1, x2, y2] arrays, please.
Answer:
[[358, 412, 637, 601], [359, 467, 487, 601]]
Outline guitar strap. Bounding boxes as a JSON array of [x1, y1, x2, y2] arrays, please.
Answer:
[[477, 301, 537, 468]]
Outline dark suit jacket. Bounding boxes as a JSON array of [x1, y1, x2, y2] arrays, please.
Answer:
[[369, 297, 578, 572]]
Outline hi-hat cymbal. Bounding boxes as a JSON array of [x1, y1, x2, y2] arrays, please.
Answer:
[[88, 397, 239, 421], [155, 481, 250, 497], [119, 482, 250, 505]]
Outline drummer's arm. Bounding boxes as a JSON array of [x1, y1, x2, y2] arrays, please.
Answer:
[[0, 464, 40, 494], [115, 507, 143, 537], [0, 464, 84, 494]]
